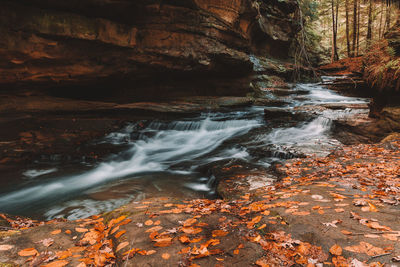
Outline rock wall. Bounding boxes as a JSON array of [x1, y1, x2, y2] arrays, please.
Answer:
[[0, 0, 299, 101]]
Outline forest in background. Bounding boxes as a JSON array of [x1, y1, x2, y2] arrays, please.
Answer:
[[298, 0, 399, 64]]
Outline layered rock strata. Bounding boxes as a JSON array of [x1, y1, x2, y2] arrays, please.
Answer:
[[0, 0, 299, 101]]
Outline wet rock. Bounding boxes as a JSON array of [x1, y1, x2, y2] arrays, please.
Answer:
[[253, 98, 289, 107], [264, 108, 293, 119], [380, 107, 400, 131]]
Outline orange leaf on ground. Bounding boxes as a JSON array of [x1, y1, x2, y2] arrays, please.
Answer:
[[146, 250, 157, 255], [116, 242, 129, 252], [329, 244, 343, 256], [182, 227, 202, 235], [41, 260, 69, 267], [257, 224, 266, 230], [110, 226, 120, 235], [56, 250, 73, 260], [344, 242, 386, 256], [65, 230, 71, 235], [118, 218, 132, 227], [183, 218, 197, 227], [18, 248, 39, 257], [256, 258, 269, 267], [51, 229, 61, 235], [341, 230, 352, 235], [114, 230, 126, 238], [145, 220, 153, 226], [190, 237, 204, 243], [368, 202, 379, 212], [162, 253, 170, 260], [154, 241, 173, 247], [212, 230, 228, 237], [75, 228, 88, 233], [145, 226, 163, 233], [123, 248, 140, 256], [179, 235, 190, 243], [251, 216, 262, 224]]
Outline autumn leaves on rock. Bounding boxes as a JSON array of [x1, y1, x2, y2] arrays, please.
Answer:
[[1, 137, 400, 266]]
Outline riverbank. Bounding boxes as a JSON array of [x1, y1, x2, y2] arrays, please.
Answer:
[[1, 133, 399, 266]]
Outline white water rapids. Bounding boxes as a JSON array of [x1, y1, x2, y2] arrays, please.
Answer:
[[0, 79, 369, 219]]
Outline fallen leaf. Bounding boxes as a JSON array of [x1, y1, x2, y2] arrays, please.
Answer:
[[350, 258, 368, 267], [145, 226, 163, 233], [312, 195, 324, 200], [145, 220, 153, 226], [51, 229, 61, 235], [37, 238, 54, 247], [179, 235, 190, 243], [364, 234, 380, 238], [75, 228, 88, 233], [146, 250, 156, 255], [335, 208, 345, 213], [323, 220, 342, 228], [18, 248, 39, 257], [257, 224, 266, 230], [0, 245, 14, 251], [344, 242, 385, 256], [183, 218, 197, 227], [212, 230, 228, 237], [341, 230, 352, 235], [56, 250, 73, 259], [114, 230, 126, 238], [256, 258, 269, 267], [110, 226, 120, 235], [251, 216, 262, 224], [392, 256, 400, 262], [368, 202, 378, 212], [162, 253, 170, 260], [353, 199, 368, 206], [182, 227, 202, 235], [329, 244, 342, 256], [116, 242, 129, 252]]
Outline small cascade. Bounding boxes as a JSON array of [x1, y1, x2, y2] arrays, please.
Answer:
[[0, 76, 369, 220]]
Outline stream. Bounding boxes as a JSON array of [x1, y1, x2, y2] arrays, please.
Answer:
[[0, 77, 369, 220]]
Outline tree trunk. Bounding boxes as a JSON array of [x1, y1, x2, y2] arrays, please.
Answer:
[[352, 0, 358, 57], [331, 0, 339, 62], [385, 5, 391, 33], [345, 0, 351, 57], [357, 0, 361, 56], [366, 0, 373, 48], [379, 3, 384, 39]]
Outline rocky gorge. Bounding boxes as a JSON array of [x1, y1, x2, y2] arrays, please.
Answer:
[[1, 1, 400, 266]]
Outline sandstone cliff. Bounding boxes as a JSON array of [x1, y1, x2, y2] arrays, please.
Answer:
[[0, 0, 299, 101]]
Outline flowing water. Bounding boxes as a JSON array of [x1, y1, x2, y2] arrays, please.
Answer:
[[0, 77, 369, 220]]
